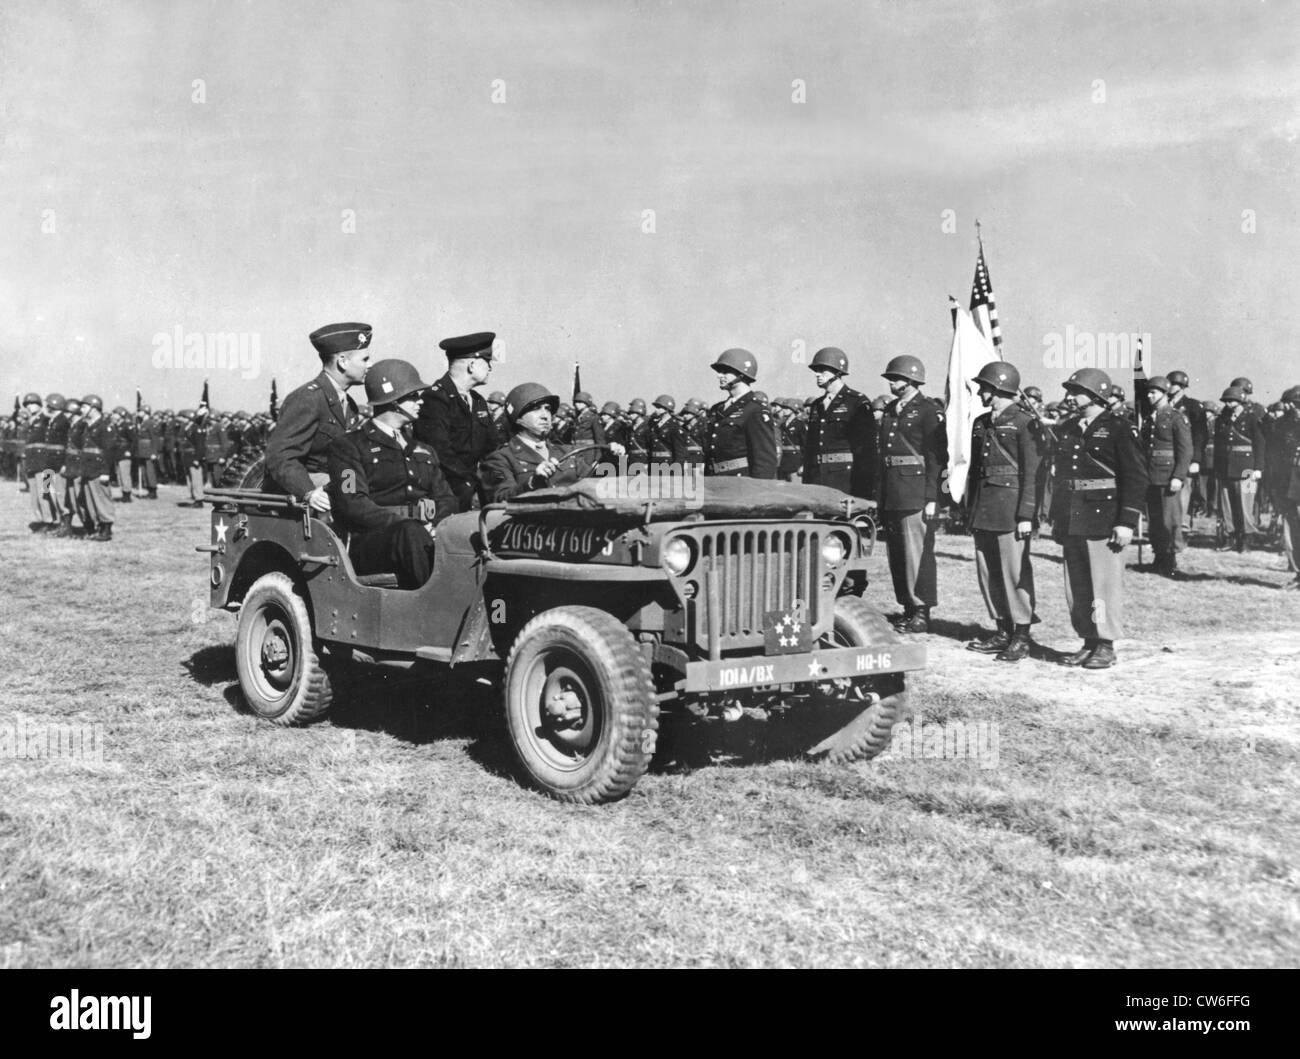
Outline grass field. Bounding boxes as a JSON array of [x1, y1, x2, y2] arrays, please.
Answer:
[[1, 482, 1297, 968]]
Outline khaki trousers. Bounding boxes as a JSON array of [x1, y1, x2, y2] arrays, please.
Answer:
[[1062, 536, 1125, 641], [973, 530, 1035, 626], [1146, 484, 1182, 559], [28, 469, 56, 523], [882, 509, 937, 609], [1218, 477, 1259, 536], [82, 477, 115, 525]]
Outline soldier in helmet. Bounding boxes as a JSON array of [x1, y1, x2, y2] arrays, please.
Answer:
[[78, 395, 116, 540], [266, 322, 373, 515], [20, 393, 57, 531], [1213, 384, 1267, 551], [875, 355, 944, 633], [624, 398, 650, 464], [413, 331, 502, 511], [704, 348, 777, 479], [1140, 376, 1193, 576], [964, 361, 1044, 662], [132, 403, 160, 499], [569, 391, 605, 447], [679, 398, 707, 472], [647, 395, 687, 471], [1165, 369, 1205, 524], [1050, 368, 1147, 670], [480, 383, 624, 501], [1274, 385, 1300, 588], [772, 398, 805, 481], [43, 394, 72, 533], [327, 360, 458, 589], [57, 397, 90, 536], [802, 347, 872, 497], [487, 390, 508, 435]]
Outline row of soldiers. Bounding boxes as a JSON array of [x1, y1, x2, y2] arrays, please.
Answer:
[[4, 393, 278, 538]]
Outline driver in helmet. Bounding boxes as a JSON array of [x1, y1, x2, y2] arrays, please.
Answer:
[[326, 359, 459, 589], [480, 383, 625, 501]]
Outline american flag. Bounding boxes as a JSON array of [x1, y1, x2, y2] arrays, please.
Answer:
[[969, 236, 1002, 352]]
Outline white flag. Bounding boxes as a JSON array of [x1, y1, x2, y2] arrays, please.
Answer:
[[945, 305, 1000, 504]]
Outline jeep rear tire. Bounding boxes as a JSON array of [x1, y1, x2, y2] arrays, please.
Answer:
[[504, 606, 658, 804], [235, 572, 334, 725], [802, 595, 908, 764]]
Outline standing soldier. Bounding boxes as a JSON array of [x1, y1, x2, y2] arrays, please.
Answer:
[[598, 401, 627, 448], [801, 347, 872, 498], [875, 355, 944, 633], [78, 395, 116, 540], [679, 398, 707, 474], [703, 348, 777, 479], [964, 361, 1043, 661], [1275, 385, 1300, 589], [21, 393, 57, 531], [109, 406, 134, 502], [625, 398, 650, 464], [1051, 368, 1147, 670], [265, 322, 373, 514], [647, 395, 687, 472], [569, 391, 605, 446], [132, 405, 160, 499], [1165, 370, 1205, 527], [1214, 385, 1266, 551], [59, 398, 89, 536], [45, 394, 73, 534], [1140, 375, 1193, 576], [413, 331, 501, 511], [486, 390, 508, 435]]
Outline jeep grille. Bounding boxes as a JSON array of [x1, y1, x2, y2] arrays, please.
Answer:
[[695, 526, 822, 643]]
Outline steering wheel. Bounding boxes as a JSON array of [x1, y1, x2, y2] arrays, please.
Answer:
[[547, 443, 617, 481]]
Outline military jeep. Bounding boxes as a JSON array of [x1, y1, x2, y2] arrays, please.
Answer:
[[199, 476, 925, 803]]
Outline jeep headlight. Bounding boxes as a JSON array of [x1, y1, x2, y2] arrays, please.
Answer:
[[662, 537, 694, 575], [821, 534, 849, 566]]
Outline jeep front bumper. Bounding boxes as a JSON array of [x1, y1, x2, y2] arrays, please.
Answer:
[[683, 642, 926, 693]]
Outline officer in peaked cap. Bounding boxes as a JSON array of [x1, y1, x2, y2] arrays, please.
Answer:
[[265, 321, 373, 513], [876, 355, 944, 632], [704, 348, 777, 479], [1214, 383, 1267, 550], [327, 359, 458, 589], [803, 347, 872, 497], [413, 331, 501, 511], [1140, 375, 1193, 576], [1051, 368, 1147, 670], [965, 361, 1044, 661]]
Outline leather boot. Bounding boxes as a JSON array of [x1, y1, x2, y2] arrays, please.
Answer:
[[890, 606, 913, 630], [1082, 641, 1116, 669], [147, 490, 158, 499], [120, 493, 132, 503], [1058, 640, 1096, 667], [967, 624, 1010, 654], [1234, 533, 1245, 553], [54, 515, 74, 538], [995, 628, 1033, 663], [899, 606, 930, 634]]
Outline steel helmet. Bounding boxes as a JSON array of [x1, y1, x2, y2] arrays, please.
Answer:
[[45, 393, 66, 410], [1220, 385, 1245, 403], [870, 395, 889, 412], [364, 359, 429, 406], [1230, 376, 1253, 394], [1281, 385, 1300, 404], [752, 390, 769, 405], [573, 391, 594, 407], [81, 394, 103, 411], [1109, 385, 1126, 402], [711, 347, 758, 382], [112, 405, 128, 416], [683, 398, 705, 416], [556, 403, 572, 418], [1063, 368, 1114, 402], [652, 394, 675, 413], [22, 392, 41, 407], [1023, 385, 1043, 401], [809, 347, 849, 375], [600, 400, 621, 416], [505, 382, 559, 424], [1146, 375, 1170, 393], [628, 398, 648, 416], [66, 397, 82, 411], [487, 390, 506, 406], [972, 361, 1021, 396], [882, 355, 926, 385], [1167, 370, 1190, 388]]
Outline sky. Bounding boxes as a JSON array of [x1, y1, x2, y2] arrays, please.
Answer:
[[1, 0, 1297, 412]]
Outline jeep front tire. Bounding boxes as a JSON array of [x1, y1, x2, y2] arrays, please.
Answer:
[[235, 572, 334, 725]]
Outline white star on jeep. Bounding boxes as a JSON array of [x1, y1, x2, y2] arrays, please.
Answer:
[[807, 657, 821, 677], [789, 622, 801, 634], [215, 518, 228, 544]]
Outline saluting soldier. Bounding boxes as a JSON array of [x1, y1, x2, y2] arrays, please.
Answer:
[[703, 348, 777, 479], [875, 355, 944, 633], [647, 395, 687, 471], [801, 347, 872, 497], [327, 360, 459, 589], [965, 361, 1044, 662], [1051, 368, 1148, 670], [413, 331, 501, 511], [1140, 375, 1193, 577], [480, 383, 624, 501], [1213, 384, 1267, 551], [265, 322, 373, 514], [679, 398, 707, 473]]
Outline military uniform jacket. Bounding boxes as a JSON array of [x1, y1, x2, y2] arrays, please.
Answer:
[[647, 416, 687, 467], [63, 418, 86, 478], [1049, 409, 1147, 537], [108, 420, 134, 463], [803, 385, 872, 496], [1276, 415, 1300, 502], [968, 404, 1044, 533], [1168, 393, 1206, 466], [683, 421, 705, 467], [22, 411, 53, 472], [1141, 402, 1192, 487], [568, 410, 605, 447], [266, 370, 360, 499], [875, 391, 943, 511], [704, 391, 778, 479], [134, 417, 158, 459], [80, 417, 112, 479], [327, 421, 458, 534], [44, 413, 70, 475], [1213, 406, 1266, 480], [412, 374, 500, 495], [480, 435, 589, 502]]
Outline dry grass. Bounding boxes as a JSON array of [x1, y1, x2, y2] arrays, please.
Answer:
[[1, 486, 1297, 967]]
